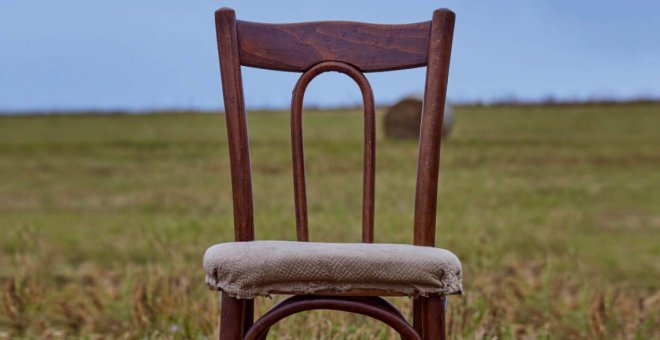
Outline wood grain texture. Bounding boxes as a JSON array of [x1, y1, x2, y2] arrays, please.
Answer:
[[237, 20, 431, 72]]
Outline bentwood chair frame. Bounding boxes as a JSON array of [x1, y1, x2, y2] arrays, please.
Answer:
[[214, 7, 456, 339]]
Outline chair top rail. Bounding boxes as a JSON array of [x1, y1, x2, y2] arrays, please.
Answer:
[[236, 19, 431, 72]]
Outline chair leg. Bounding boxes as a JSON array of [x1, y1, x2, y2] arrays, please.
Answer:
[[421, 295, 446, 340], [413, 298, 424, 334], [220, 292, 245, 340], [243, 299, 254, 335]]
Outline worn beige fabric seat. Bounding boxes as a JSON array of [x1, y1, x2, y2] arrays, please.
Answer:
[[204, 240, 462, 299]]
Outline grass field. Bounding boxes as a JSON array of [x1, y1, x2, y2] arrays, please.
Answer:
[[1, 103, 659, 338]]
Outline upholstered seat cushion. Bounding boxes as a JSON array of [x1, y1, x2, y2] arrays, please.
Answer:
[[203, 241, 462, 299]]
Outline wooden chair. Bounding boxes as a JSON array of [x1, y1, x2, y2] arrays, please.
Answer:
[[204, 7, 459, 339]]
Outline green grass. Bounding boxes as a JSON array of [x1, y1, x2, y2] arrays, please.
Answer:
[[0, 103, 658, 338]]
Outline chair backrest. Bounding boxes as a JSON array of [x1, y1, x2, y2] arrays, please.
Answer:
[[215, 8, 455, 247]]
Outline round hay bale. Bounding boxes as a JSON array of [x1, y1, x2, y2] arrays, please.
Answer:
[[384, 96, 454, 140]]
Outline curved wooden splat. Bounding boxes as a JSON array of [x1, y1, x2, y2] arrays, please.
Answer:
[[243, 295, 420, 340], [290, 61, 376, 243], [237, 20, 431, 72]]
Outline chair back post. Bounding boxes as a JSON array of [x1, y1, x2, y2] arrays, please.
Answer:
[[413, 9, 455, 247], [215, 8, 255, 242]]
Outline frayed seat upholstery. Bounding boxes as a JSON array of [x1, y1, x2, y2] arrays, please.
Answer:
[[204, 241, 462, 299]]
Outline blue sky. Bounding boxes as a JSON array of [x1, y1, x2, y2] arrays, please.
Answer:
[[1, 0, 659, 112]]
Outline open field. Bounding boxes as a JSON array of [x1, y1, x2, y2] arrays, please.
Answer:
[[0, 103, 659, 338]]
